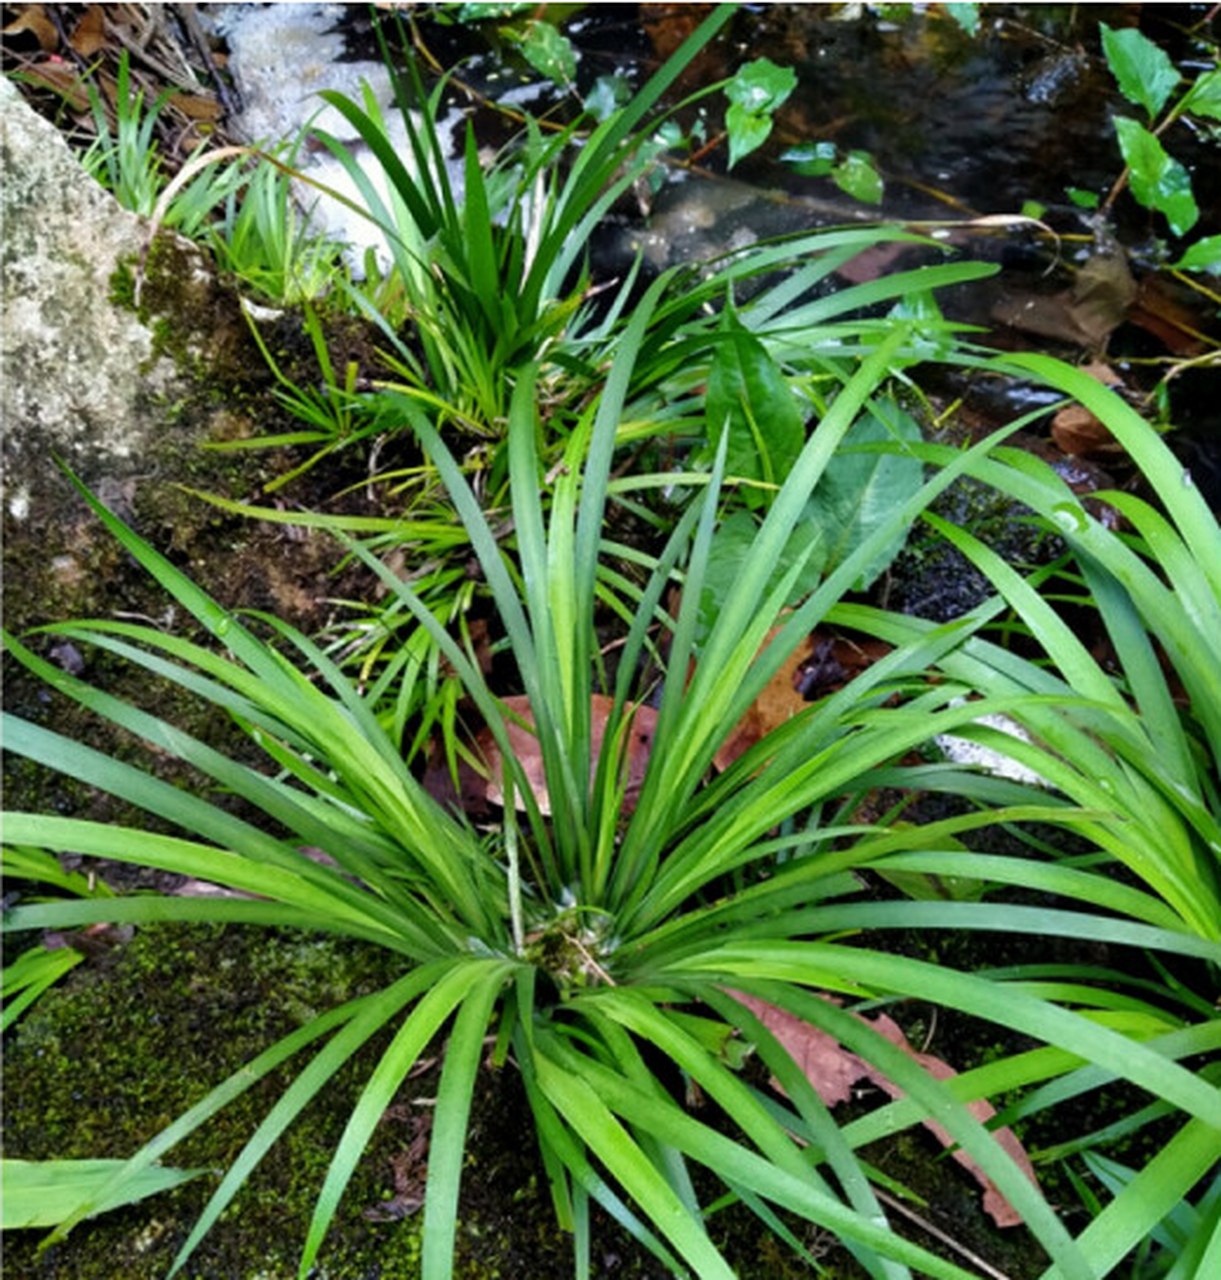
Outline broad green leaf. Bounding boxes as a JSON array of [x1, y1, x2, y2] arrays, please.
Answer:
[[780, 141, 837, 176], [832, 151, 884, 205], [518, 19, 577, 86], [695, 405, 921, 637], [1173, 235, 1221, 275], [724, 58, 796, 168], [946, 3, 980, 36], [725, 104, 775, 168], [455, 2, 531, 20], [2, 1159, 205, 1230], [1182, 68, 1221, 120], [802, 403, 923, 587], [705, 316, 806, 505], [696, 509, 828, 642], [724, 57, 797, 114], [1113, 116, 1198, 235], [1101, 22, 1181, 118]]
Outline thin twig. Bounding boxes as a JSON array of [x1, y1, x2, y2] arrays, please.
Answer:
[[873, 1187, 1014, 1280]]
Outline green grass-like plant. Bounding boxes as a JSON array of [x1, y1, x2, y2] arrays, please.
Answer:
[[7, 300, 1221, 1276], [79, 51, 246, 237], [833, 355, 1221, 1274]]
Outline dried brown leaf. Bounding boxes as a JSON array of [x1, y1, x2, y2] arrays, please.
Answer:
[[1051, 404, 1117, 456], [15, 60, 91, 110], [477, 694, 657, 816], [731, 991, 1039, 1228], [1068, 253, 1137, 350], [173, 93, 222, 121], [713, 629, 815, 771], [1050, 362, 1125, 457], [69, 5, 107, 57], [991, 254, 1135, 352], [3, 5, 58, 51], [713, 628, 890, 771], [365, 1112, 431, 1222], [1129, 275, 1210, 356]]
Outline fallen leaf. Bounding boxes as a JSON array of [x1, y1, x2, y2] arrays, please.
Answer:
[[477, 694, 657, 816], [15, 60, 91, 110], [173, 93, 222, 121], [713, 629, 815, 771], [991, 254, 1136, 351], [1068, 253, 1137, 349], [1051, 403, 1117, 456], [365, 1111, 431, 1222], [1128, 274, 1210, 356], [834, 239, 920, 285], [68, 5, 106, 57], [1050, 362, 1124, 456], [714, 628, 891, 771], [730, 991, 1039, 1228], [3, 5, 57, 51]]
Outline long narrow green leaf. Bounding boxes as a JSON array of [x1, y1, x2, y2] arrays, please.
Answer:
[[421, 965, 517, 1278], [538, 1034, 981, 1280], [3, 1159, 206, 1230], [534, 1051, 739, 1280], [1042, 1117, 1221, 1280], [298, 959, 514, 1279]]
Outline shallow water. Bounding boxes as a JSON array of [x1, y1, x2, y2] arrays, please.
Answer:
[[207, 2, 1220, 488]]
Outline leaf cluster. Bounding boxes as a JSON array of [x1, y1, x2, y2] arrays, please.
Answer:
[[1101, 21, 1221, 268]]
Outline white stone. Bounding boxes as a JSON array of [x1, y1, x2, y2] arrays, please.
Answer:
[[937, 709, 1051, 788], [1, 77, 187, 462]]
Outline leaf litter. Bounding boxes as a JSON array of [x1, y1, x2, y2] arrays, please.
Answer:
[[730, 991, 1039, 1229]]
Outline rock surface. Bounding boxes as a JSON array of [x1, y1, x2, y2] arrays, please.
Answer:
[[1, 77, 286, 635], [1, 75, 195, 469]]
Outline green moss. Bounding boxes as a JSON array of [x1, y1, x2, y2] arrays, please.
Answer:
[[2, 924, 639, 1279], [3, 924, 417, 1279]]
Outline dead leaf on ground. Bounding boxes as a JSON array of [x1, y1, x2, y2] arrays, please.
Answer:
[[1068, 253, 1138, 350], [14, 59, 92, 110], [1050, 360, 1126, 456], [1128, 274, 1211, 356], [730, 991, 1039, 1228], [69, 5, 107, 57], [365, 1111, 432, 1222], [3, 5, 58, 51], [991, 253, 1136, 352], [174, 92, 223, 121], [713, 628, 891, 771], [477, 694, 657, 816]]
